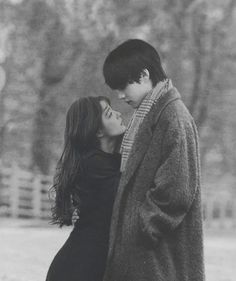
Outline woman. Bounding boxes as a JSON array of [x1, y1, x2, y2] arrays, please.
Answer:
[[46, 96, 126, 281]]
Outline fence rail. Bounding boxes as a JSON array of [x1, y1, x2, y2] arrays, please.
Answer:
[[0, 163, 52, 219], [0, 163, 236, 228]]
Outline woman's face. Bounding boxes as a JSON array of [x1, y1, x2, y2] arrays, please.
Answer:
[[99, 100, 126, 137]]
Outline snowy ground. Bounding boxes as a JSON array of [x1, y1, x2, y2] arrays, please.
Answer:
[[0, 218, 236, 281]]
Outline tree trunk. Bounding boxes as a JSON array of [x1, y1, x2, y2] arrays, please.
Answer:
[[31, 85, 55, 174]]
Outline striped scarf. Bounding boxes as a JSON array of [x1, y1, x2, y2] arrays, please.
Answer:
[[120, 79, 173, 172]]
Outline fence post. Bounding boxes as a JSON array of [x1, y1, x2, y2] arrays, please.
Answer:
[[33, 174, 42, 219], [10, 163, 20, 218]]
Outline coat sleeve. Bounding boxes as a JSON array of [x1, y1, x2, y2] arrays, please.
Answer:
[[138, 113, 200, 244]]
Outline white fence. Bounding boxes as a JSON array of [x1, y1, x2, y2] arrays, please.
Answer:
[[203, 190, 236, 229], [0, 163, 236, 228], [0, 163, 52, 219]]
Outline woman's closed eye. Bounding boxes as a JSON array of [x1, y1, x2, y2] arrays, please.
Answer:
[[105, 107, 113, 118]]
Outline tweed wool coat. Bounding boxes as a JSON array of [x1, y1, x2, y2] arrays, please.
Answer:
[[103, 88, 205, 281]]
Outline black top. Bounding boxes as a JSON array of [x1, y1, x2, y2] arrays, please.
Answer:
[[46, 149, 121, 281], [73, 148, 121, 235]]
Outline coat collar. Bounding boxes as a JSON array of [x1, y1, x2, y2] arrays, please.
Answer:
[[120, 87, 181, 188]]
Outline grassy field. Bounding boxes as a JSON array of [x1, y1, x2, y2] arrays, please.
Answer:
[[0, 219, 236, 281]]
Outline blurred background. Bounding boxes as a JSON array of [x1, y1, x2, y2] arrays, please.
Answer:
[[0, 0, 235, 280]]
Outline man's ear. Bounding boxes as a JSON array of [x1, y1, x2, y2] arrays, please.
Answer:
[[140, 69, 150, 82]]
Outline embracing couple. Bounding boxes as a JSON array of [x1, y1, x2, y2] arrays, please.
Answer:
[[46, 39, 205, 281]]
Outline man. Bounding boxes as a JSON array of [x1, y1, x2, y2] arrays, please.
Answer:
[[102, 39, 205, 281]]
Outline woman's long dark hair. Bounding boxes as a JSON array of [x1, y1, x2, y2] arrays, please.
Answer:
[[50, 96, 110, 227]]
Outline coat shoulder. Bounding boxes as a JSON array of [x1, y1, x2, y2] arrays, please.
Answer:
[[155, 96, 195, 132]]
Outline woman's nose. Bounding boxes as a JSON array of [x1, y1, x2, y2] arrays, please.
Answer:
[[118, 92, 125, 100]]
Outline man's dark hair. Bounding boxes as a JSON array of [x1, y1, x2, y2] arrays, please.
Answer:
[[103, 39, 167, 90]]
